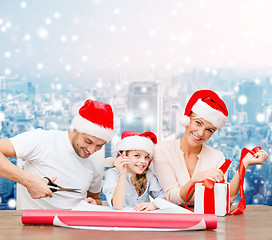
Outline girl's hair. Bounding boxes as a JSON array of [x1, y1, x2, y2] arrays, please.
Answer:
[[115, 150, 148, 196]]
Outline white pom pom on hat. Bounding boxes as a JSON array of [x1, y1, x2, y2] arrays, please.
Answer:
[[116, 131, 157, 158], [180, 90, 228, 129], [72, 99, 114, 142]]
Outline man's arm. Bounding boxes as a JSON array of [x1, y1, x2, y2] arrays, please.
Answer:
[[87, 191, 102, 205], [0, 138, 54, 199]]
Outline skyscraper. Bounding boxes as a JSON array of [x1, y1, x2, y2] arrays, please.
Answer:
[[236, 81, 263, 124], [121, 82, 162, 139]]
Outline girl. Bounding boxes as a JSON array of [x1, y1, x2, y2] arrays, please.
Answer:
[[153, 89, 269, 207], [102, 131, 165, 211]]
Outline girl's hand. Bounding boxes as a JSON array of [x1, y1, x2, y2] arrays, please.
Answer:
[[134, 202, 158, 211], [114, 152, 129, 176], [191, 168, 224, 183], [243, 149, 269, 168], [84, 197, 97, 205]]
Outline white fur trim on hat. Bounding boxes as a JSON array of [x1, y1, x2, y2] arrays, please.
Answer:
[[72, 114, 114, 142], [192, 99, 227, 129], [116, 135, 155, 157]]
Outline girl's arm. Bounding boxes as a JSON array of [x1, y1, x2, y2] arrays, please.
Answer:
[[111, 153, 130, 210], [229, 149, 269, 197], [112, 174, 127, 210]]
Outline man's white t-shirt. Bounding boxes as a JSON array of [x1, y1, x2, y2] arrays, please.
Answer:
[[10, 129, 104, 209]]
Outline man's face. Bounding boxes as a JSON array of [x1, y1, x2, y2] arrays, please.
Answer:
[[72, 130, 107, 158]]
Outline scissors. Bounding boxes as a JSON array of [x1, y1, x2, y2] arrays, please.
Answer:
[[44, 177, 81, 193]]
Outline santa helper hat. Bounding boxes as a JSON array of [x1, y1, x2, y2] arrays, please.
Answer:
[[180, 90, 228, 129], [116, 131, 157, 158], [72, 99, 114, 142]]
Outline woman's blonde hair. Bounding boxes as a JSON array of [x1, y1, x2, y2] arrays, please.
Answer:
[[190, 112, 199, 120], [115, 150, 148, 196]]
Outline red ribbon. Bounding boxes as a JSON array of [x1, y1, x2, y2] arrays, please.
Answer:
[[229, 146, 261, 215], [204, 187, 215, 214]]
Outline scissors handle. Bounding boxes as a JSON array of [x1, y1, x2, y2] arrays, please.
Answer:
[[44, 177, 59, 192]]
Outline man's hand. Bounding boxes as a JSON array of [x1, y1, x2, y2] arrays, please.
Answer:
[[25, 176, 57, 199], [84, 197, 97, 205]]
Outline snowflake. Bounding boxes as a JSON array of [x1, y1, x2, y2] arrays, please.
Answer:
[[114, 8, 120, 14], [82, 56, 88, 62], [72, 35, 78, 42], [109, 25, 116, 32], [4, 69, 11, 75], [238, 95, 247, 105], [37, 63, 44, 70], [65, 65, 71, 71], [20, 2, 27, 9], [60, 35, 67, 42], [256, 113, 265, 123], [54, 12, 60, 19], [4, 51, 11, 58], [23, 34, 31, 41], [37, 27, 49, 40], [45, 18, 52, 25]]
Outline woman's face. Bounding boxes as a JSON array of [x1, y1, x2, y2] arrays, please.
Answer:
[[185, 117, 217, 147], [126, 150, 150, 175]]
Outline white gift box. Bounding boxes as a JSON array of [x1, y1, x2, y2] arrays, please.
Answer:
[[194, 182, 230, 217]]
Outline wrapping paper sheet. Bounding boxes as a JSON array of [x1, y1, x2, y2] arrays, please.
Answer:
[[21, 199, 217, 231]]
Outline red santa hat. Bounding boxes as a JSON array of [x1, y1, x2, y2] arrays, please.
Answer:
[[72, 99, 114, 142], [180, 90, 228, 129], [116, 131, 157, 158]]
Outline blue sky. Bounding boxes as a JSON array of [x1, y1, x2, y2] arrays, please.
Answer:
[[1, 0, 272, 87]]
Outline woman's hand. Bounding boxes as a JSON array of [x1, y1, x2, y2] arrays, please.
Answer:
[[134, 202, 158, 211], [243, 149, 269, 169], [191, 168, 224, 183], [114, 152, 129, 176]]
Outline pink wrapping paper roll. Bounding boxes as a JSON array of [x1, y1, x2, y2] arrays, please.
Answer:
[[22, 210, 217, 230]]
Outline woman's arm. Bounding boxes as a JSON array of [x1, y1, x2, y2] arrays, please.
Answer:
[[229, 149, 269, 197]]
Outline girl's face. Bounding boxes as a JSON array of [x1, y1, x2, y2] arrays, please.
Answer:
[[185, 117, 217, 147], [126, 150, 150, 175]]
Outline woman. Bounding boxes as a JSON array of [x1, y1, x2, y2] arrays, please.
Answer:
[[153, 89, 269, 206]]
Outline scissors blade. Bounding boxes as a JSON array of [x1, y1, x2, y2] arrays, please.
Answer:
[[57, 188, 81, 193]]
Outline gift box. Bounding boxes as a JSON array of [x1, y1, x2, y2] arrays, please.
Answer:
[[194, 182, 230, 217]]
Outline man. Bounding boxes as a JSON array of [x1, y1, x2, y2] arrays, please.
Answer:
[[0, 99, 114, 209]]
